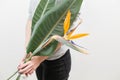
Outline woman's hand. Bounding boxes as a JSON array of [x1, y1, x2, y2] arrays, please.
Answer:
[[18, 55, 48, 76]]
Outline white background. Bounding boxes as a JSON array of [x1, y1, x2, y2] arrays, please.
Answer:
[[0, 0, 120, 80]]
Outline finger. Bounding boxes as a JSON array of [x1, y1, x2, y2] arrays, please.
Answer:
[[24, 67, 33, 74], [28, 69, 35, 75], [19, 63, 32, 74], [19, 61, 31, 69], [18, 61, 24, 69]]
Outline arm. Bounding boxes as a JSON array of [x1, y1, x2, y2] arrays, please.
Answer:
[[18, 19, 48, 75]]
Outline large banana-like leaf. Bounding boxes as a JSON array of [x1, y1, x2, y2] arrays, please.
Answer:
[[26, 0, 83, 56], [31, 0, 56, 32]]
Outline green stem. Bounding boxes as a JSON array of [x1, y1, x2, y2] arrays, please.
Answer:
[[16, 74, 21, 80], [7, 54, 33, 80], [25, 55, 33, 62], [6, 70, 18, 80]]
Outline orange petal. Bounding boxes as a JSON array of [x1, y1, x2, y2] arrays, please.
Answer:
[[67, 18, 82, 38], [68, 33, 89, 40], [64, 10, 71, 35]]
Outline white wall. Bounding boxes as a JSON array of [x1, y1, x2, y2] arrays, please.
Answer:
[[0, 0, 120, 80]]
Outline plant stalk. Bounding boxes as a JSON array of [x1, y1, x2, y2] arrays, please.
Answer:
[[16, 74, 21, 80], [6, 70, 18, 80]]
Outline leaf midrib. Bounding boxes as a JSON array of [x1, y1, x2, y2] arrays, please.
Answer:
[[40, 0, 50, 19]]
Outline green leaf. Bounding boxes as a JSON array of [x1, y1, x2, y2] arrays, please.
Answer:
[[27, 0, 83, 56], [31, 0, 56, 32]]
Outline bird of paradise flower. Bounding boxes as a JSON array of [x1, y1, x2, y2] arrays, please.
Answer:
[[41, 10, 89, 54], [64, 10, 88, 40]]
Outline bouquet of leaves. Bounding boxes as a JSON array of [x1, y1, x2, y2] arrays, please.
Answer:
[[7, 0, 88, 80]]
